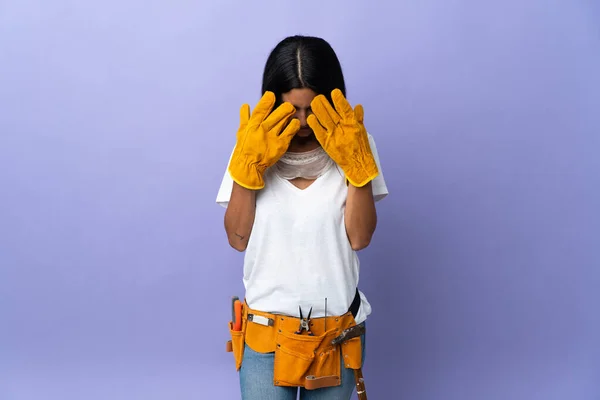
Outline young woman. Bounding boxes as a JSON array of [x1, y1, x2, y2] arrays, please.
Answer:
[[216, 35, 388, 400]]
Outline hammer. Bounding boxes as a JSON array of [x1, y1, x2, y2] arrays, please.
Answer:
[[331, 324, 368, 400]]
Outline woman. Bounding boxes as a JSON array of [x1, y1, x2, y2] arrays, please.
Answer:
[[216, 35, 388, 400]]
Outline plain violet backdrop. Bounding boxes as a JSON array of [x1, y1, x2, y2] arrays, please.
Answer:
[[1, 1, 599, 399]]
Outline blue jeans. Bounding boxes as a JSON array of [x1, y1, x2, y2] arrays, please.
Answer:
[[239, 323, 366, 400]]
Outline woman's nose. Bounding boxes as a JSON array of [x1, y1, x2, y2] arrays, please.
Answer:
[[295, 110, 310, 127]]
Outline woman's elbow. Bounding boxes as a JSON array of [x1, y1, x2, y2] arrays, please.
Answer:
[[349, 235, 372, 251], [227, 234, 248, 252], [228, 241, 247, 252]]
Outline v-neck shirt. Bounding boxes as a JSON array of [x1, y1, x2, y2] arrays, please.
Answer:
[[216, 133, 388, 324]]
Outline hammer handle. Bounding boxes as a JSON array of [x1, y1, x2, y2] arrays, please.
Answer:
[[353, 368, 367, 400]]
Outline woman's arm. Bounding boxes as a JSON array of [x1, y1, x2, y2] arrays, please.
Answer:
[[344, 182, 377, 251], [224, 182, 257, 252]]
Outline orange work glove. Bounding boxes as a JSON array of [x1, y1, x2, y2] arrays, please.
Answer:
[[307, 89, 379, 187], [228, 91, 301, 190]]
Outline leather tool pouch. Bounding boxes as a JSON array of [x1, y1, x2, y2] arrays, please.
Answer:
[[225, 313, 247, 371], [227, 303, 363, 389]]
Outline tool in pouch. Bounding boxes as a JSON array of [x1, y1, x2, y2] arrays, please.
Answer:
[[225, 296, 243, 352], [295, 306, 314, 335], [330, 324, 368, 400]]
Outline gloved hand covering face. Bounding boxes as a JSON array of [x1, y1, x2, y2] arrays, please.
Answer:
[[228, 91, 301, 190], [307, 89, 379, 187]]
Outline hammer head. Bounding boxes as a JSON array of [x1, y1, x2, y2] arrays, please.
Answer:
[[331, 324, 366, 346]]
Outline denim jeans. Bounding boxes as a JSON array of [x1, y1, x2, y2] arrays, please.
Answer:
[[239, 323, 366, 400]]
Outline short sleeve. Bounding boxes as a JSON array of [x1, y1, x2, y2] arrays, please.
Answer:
[[367, 133, 389, 202], [215, 148, 234, 208]]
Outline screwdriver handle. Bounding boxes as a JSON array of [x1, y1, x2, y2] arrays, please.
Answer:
[[232, 298, 243, 331]]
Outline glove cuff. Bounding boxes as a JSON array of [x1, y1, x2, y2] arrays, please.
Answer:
[[345, 164, 379, 188], [228, 158, 267, 190]]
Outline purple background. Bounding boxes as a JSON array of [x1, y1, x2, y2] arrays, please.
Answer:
[[1, 1, 599, 399]]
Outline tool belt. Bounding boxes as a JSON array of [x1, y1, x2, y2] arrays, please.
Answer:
[[226, 290, 364, 390]]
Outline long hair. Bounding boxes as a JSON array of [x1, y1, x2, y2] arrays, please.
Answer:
[[261, 35, 346, 107]]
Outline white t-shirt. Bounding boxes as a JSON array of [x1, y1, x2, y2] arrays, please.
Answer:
[[215, 133, 388, 324]]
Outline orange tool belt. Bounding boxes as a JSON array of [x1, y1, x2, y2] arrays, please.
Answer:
[[226, 293, 363, 390]]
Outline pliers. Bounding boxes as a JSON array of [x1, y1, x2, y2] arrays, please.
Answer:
[[295, 306, 314, 335]]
